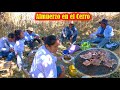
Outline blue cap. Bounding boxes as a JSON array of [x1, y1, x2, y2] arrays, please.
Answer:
[[63, 50, 69, 54]]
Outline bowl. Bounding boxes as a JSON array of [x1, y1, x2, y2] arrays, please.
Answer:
[[62, 55, 73, 63]]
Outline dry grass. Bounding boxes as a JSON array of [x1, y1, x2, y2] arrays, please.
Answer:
[[0, 12, 120, 78]]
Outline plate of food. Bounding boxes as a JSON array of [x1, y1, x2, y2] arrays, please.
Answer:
[[74, 48, 120, 77]]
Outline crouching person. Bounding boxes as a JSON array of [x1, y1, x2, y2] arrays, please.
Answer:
[[24, 27, 41, 50], [29, 35, 65, 78], [60, 21, 78, 44], [0, 33, 15, 62]]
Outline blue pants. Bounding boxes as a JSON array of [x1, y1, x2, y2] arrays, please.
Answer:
[[0, 51, 15, 61], [97, 38, 110, 48], [61, 34, 77, 44], [25, 40, 34, 49], [25, 38, 41, 49], [90, 37, 110, 48], [90, 37, 104, 43], [57, 66, 62, 77], [72, 35, 77, 43]]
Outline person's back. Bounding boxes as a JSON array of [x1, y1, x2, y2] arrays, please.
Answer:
[[14, 39, 25, 54], [29, 45, 57, 78], [103, 25, 114, 38], [29, 35, 65, 78]]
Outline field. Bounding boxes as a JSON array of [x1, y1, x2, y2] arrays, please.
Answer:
[[0, 12, 120, 78]]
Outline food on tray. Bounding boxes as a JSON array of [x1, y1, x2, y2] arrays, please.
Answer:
[[83, 60, 91, 66], [99, 56, 107, 61], [90, 59, 101, 66], [103, 59, 117, 68], [80, 52, 92, 59], [64, 55, 71, 60], [79, 49, 117, 68]]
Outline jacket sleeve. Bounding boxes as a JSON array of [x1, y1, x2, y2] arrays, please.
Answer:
[[95, 26, 102, 35], [72, 27, 78, 37], [32, 32, 39, 37], [40, 55, 57, 78], [24, 32, 29, 41], [104, 26, 114, 38], [62, 27, 67, 36], [0, 38, 10, 52], [14, 41, 20, 55]]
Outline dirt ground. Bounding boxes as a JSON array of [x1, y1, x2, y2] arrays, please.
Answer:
[[0, 41, 120, 78]]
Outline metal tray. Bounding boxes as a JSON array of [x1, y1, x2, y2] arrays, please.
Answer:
[[73, 48, 120, 77]]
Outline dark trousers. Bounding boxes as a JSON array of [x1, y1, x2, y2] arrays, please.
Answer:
[[0, 51, 15, 61], [61, 34, 77, 44], [25, 38, 41, 49], [33, 38, 41, 44]]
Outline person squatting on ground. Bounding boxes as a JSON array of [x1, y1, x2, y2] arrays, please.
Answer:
[[60, 21, 78, 44], [29, 35, 65, 78], [24, 27, 41, 49], [0, 33, 15, 62], [90, 19, 114, 48]]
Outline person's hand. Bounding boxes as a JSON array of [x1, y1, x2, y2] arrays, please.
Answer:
[[96, 34, 104, 37], [9, 48, 14, 52], [60, 65, 65, 72], [70, 36, 73, 40], [58, 65, 65, 78], [57, 56, 63, 61], [34, 36, 39, 39], [96, 34, 100, 36]]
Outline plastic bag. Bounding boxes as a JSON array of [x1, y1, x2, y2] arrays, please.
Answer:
[[67, 45, 80, 54]]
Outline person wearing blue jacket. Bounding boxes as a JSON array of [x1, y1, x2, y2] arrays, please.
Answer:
[[90, 19, 114, 48], [61, 21, 78, 44], [24, 27, 41, 49], [0, 33, 15, 61]]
